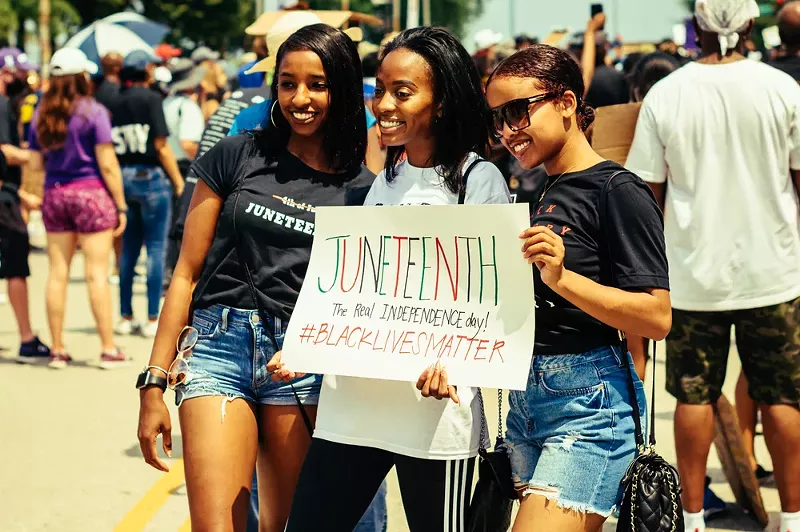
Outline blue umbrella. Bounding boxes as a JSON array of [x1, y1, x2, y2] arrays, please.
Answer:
[[63, 12, 170, 64]]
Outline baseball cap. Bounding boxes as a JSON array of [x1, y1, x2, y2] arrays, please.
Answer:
[[191, 46, 220, 64], [123, 49, 159, 73], [50, 48, 98, 76]]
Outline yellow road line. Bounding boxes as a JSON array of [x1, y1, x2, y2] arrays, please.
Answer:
[[178, 517, 192, 532], [114, 459, 186, 532]]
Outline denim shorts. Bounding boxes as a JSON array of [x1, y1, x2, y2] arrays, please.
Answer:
[[175, 304, 322, 407], [505, 345, 646, 517]]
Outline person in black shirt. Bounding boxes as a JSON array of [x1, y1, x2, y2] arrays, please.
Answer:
[[109, 50, 184, 338], [770, 1, 800, 80], [95, 52, 123, 110], [569, 18, 630, 108], [486, 44, 671, 530], [136, 24, 374, 531], [0, 70, 51, 363]]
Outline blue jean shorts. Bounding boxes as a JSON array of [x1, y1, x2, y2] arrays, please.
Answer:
[[505, 345, 646, 517], [174, 304, 322, 407]]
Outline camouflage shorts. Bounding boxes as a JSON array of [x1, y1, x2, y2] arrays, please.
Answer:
[[666, 296, 800, 406]]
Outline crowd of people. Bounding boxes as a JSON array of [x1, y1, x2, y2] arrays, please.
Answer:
[[1, 0, 800, 530]]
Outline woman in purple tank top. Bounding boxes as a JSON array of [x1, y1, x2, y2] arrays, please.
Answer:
[[26, 48, 130, 369]]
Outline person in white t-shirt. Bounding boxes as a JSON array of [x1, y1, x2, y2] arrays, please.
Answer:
[[626, 1, 800, 531], [279, 27, 510, 531], [163, 58, 206, 170]]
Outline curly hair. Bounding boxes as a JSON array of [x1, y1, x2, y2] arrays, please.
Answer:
[[488, 44, 596, 132], [35, 74, 93, 151]]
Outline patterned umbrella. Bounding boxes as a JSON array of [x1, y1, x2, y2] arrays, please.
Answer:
[[63, 12, 170, 64]]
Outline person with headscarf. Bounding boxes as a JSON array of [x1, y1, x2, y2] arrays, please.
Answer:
[[626, 1, 800, 531]]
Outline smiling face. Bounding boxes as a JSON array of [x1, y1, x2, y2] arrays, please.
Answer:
[[485, 76, 573, 170], [373, 48, 439, 155], [276, 50, 329, 139]]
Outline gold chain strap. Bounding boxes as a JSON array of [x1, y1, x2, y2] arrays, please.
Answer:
[[629, 455, 680, 532]]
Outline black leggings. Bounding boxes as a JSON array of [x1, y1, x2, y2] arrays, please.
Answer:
[[287, 438, 476, 532]]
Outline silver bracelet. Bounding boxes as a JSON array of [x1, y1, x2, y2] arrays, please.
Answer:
[[144, 365, 169, 377]]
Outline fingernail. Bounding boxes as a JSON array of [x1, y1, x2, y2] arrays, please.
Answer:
[[167, 450, 172, 457]]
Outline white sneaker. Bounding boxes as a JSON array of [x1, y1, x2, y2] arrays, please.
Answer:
[[108, 274, 120, 286], [114, 319, 139, 336], [140, 321, 159, 338]]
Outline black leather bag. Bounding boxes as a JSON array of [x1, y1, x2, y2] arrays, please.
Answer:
[[597, 172, 684, 532], [467, 390, 516, 532], [616, 337, 684, 532]]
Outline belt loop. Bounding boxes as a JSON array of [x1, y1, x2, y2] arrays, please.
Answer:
[[221, 307, 229, 333], [274, 316, 281, 337]]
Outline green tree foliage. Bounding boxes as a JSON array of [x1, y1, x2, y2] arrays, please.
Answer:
[[10, 0, 82, 35]]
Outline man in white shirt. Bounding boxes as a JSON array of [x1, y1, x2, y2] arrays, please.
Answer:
[[163, 58, 206, 170], [626, 1, 800, 531]]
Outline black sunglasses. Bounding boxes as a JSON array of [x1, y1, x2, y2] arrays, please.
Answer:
[[491, 93, 559, 135]]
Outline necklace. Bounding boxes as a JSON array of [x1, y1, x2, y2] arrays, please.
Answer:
[[538, 163, 582, 204]]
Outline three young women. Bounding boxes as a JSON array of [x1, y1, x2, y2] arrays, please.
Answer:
[[284, 27, 511, 531], [485, 44, 671, 531], [136, 24, 375, 531]]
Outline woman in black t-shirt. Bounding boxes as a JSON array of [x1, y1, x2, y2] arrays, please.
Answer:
[[136, 25, 374, 530], [485, 45, 672, 531]]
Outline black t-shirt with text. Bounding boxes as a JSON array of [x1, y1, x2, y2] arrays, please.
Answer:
[[191, 134, 375, 321], [586, 66, 630, 108], [0, 94, 21, 203], [531, 161, 669, 354], [108, 86, 169, 167]]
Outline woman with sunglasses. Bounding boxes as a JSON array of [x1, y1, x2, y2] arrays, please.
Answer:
[[485, 44, 672, 531], [135, 25, 374, 531], [282, 27, 510, 532]]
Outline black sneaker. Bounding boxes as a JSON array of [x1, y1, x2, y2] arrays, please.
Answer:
[[16, 336, 51, 365], [755, 464, 774, 486]]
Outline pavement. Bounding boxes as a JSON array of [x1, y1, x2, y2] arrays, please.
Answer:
[[0, 250, 784, 531]]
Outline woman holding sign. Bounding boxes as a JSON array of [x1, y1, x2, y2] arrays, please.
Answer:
[[484, 45, 672, 531], [135, 25, 375, 531], [283, 27, 511, 531]]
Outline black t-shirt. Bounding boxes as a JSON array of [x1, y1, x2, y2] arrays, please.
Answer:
[[0, 94, 21, 204], [531, 161, 669, 354], [586, 66, 630, 108], [769, 56, 800, 81], [108, 86, 169, 167], [191, 134, 375, 320], [95, 80, 121, 111]]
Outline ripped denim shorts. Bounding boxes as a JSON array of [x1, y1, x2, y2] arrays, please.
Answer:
[[174, 304, 322, 408], [505, 345, 646, 517]]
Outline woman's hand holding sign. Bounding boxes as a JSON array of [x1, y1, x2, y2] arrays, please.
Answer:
[[521, 226, 566, 288], [417, 360, 460, 404], [267, 351, 306, 382]]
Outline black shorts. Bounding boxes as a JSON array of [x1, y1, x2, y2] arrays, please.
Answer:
[[0, 200, 31, 279]]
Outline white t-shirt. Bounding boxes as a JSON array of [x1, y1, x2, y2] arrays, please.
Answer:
[[163, 95, 205, 162], [313, 153, 511, 460], [626, 60, 800, 311]]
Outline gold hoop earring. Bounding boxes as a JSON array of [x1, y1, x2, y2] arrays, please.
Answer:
[[270, 101, 280, 128]]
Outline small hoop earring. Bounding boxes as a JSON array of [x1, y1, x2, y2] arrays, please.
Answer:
[[270, 101, 280, 128]]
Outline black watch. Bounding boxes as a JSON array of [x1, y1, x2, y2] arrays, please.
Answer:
[[136, 369, 168, 392]]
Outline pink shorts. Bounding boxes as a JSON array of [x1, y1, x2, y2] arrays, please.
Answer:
[[42, 180, 118, 234]]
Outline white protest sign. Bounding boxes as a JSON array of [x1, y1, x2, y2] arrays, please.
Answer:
[[282, 204, 536, 390]]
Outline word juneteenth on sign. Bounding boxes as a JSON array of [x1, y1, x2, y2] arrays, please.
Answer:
[[316, 234, 499, 305], [282, 205, 535, 390]]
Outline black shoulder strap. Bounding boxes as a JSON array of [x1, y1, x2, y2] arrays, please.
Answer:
[[459, 157, 484, 204], [230, 137, 313, 437], [600, 170, 657, 449]]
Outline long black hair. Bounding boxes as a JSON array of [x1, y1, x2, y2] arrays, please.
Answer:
[[380, 27, 491, 195], [256, 23, 366, 173], [488, 44, 596, 132]]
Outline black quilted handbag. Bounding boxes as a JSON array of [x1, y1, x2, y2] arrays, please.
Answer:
[[467, 390, 516, 532], [616, 336, 684, 532]]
